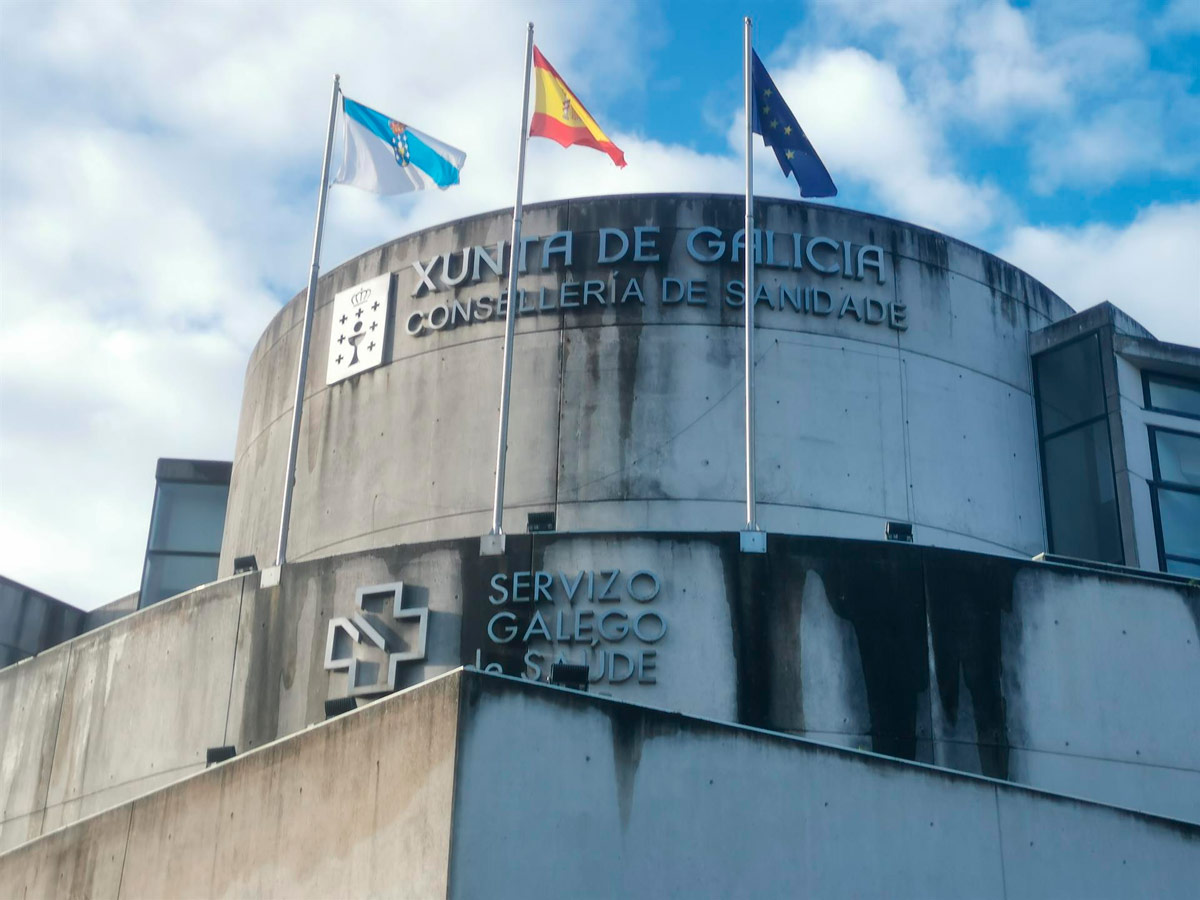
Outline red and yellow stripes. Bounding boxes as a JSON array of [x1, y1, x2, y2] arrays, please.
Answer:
[[529, 46, 626, 168]]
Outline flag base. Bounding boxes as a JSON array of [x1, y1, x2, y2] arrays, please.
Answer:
[[739, 530, 767, 554], [480, 533, 507, 557]]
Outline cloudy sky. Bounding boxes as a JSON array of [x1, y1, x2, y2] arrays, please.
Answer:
[[1, 0, 1197, 609]]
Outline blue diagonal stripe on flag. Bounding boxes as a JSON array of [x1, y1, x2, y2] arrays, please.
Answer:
[[334, 96, 466, 195]]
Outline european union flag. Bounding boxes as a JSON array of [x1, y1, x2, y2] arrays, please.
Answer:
[[751, 51, 836, 198]]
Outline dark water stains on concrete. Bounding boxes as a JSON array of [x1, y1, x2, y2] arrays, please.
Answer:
[[718, 535, 774, 728], [760, 554, 808, 731], [788, 538, 929, 761], [457, 536, 533, 677], [616, 323, 642, 499], [924, 551, 1015, 779], [914, 231, 951, 280], [236, 581, 290, 751], [607, 700, 688, 832], [1180, 587, 1200, 648]]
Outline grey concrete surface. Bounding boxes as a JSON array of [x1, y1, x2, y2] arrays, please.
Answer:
[[0, 672, 461, 900], [83, 591, 139, 632], [446, 672, 1200, 899], [2, 533, 1198, 856], [40, 578, 244, 835], [4, 670, 1195, 899], [219, 194, 1075, 579], [0, 805, 130, 899], [0, 651, 69, 852], [223, 543, 466, 755]]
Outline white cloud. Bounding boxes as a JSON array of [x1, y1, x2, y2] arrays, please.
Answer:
[[749, 47, 1005, 235], [809, 0, 961, 57], [0, 0, 1195, 610], [999, 202, 1200, 345], [1027, 100, 1199, 193], [0, 0, 762, 608], [0, 0, 666, 607], [1156, 0, 1200, 36], [958, 1, 1070, 123]]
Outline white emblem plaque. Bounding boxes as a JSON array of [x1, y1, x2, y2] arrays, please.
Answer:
[[326, 273, 392, 386]]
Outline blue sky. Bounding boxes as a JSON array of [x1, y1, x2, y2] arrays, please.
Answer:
[[0, 0, 1197, 607]]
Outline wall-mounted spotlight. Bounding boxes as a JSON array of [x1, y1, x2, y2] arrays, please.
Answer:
[[324, 697, 357, 719], [550, 663, 589, 691], [885, 521, 914, 542], [233, 555, 259, 574], [527, 511, 556, 533], [205, 745, 236, 767]]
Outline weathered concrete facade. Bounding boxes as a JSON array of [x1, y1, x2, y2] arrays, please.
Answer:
[[3, 670, 1197, 899], [220, 194, 1075, 577], [5, 195, 1198, 893], [4, 533, 1198, 856]]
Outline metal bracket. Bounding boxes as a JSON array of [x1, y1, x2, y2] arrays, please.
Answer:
[[739, 530, 767, 554]]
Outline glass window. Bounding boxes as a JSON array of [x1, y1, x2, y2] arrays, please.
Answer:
[[1149, 427, 1200, 574], [137, 459, 231, 610], [1166, 558, 1200, 578], [1043, 420, 1123, 563], [1145, 373, 1200, 419], [1154, 430, 1200, 488], [141, 553, 221, 608], [1036, 335, 1106, 435], [147, 482, 229, 553], [1157, 489, 1200, 560], [1034, 334, 1122, 564]]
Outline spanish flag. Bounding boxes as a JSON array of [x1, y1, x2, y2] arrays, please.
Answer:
[[529, 47, 626, 168]]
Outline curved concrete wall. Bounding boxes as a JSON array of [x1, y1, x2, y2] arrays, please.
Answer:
[[6, 532, 1198, 851], [220, 194, 1072, 578]]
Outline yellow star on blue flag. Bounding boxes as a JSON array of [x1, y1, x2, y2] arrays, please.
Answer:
[[751, 51, 836, 198]]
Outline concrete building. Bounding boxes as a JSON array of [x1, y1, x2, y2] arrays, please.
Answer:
[[2, 194, 1198, 896]]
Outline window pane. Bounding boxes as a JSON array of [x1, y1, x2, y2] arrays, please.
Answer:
[[1036, 336, 1106, 434], [1157, 488, 1200, 560], [1148, 375, 1200, 417], [140, 553, 219, 607], [1154, 430, 1200, 487], [147, 482, 229, 553], [1044, 420, 1122, 563], [1166, 558, 1200, 578]]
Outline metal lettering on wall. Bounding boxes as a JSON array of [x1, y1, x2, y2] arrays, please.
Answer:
[[402, 226, 905, 338], [325, 272, 393, 385], [475, 568, 665, 688], [324, 581, 427, 697]]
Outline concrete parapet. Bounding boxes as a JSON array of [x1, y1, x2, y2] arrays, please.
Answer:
[[2, 670, 1196, 899]]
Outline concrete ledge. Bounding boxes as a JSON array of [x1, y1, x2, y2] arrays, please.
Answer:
[[0, 671, 461, 899], [3, 669, 1197, 899]]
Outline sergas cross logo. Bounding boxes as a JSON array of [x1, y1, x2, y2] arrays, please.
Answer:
[[324, 581, 428, 698]]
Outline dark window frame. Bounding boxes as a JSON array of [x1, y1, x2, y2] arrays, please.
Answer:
[[1147, 425, 1200, 574], [1142, 370, 1200, 421], [1032, 331, 1124, 562], [144, 477, 229, 555], [137, 467, 230, 610]]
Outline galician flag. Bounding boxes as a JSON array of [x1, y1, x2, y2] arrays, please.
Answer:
[[529, 47, 626, 168], [334, 96, 467, 194]]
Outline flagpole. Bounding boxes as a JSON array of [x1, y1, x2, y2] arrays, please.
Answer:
[[741, 17, 764, 553], [276, 73, 341, 568], [483, 22, 535, 556]]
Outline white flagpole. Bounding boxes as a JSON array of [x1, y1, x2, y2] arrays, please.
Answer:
[[483, 23, 535, 556], [741, 17, 764, 553], [276, 73, 341, 568]]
